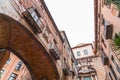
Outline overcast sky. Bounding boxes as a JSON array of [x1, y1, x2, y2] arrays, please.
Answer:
[[44, 0, 94, 47]]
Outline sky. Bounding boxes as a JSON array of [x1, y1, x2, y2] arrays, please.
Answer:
[[44, 0, 94, 47]]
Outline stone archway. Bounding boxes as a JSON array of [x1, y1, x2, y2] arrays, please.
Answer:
[[0, 14, 59, 80], [0, 49, 10, 69]]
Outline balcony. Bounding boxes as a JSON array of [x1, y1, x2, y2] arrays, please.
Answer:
[[62, 63, 70, 76], [109, 39, 120, 68], [78, 68, 96, 77], [111, 54, 120, 73], [110, 33, 120, 59], [22, 7, 42, 34], [110, 65, 118, 80], [102, 52, 109, 65], [103, 21, 113, 39], [78, 64, 96, 77], [70, 68, 76, 76], [78, 69, 96, 74], [116, 63, 120, 73], [49, 43, 60, 60]]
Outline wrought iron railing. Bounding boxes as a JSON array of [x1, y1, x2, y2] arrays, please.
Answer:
[[62, 62, 70, 76], [49, 43, 60, 60]]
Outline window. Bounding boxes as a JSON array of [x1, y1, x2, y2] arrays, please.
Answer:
[[0, 70, 4, 76], [15, 61, 22, 71], [42, 26, 51, 42], [111, 55, 115, 63], [77, 51, 81, 56], [101, 38, 106, 48], [8, 73, 17, 80], [84, 50, 88, 55], [6, 58, 11, 64], [40, 5, 45, 11], [22, 7, 42, 34], [53, 39, 57, 44], [83, 76, 92, 80], [30, 8, 41, 24], [103, 21, 113, 39]]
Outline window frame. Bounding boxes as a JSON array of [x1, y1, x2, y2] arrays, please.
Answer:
[[15, 61, 22, 71], [83, 76, 92, 80], [0, 70, 4, 76], [77, 51, 81, 56], [84, 50, 88, 55], [22, 7, 42, 34], [6, 58, 11, 64], [8, 73, 18, 80]]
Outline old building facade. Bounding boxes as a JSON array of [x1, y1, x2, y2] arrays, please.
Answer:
[[94, 0, 120, 80], [60, 31, 78, 80], [0, 0, 77, 80], [0, 52, 31, 80], [72, 43, 106, 80]]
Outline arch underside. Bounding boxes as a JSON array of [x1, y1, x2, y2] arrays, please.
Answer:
[[0, 50, 10, 69], [0, 14, 58, 80]]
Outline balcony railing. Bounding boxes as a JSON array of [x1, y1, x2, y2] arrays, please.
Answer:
[[62, 62, 70, 76], [78, 63, 96, 76], [70, 68, 76, 76], [116, 63, 120, 73], [109, 40, 120, 73], [110, 65, 118, 80], [110, 40, 120, 61], [78, 69, 96, 74], [79, 64, 93, 68], [49, 43, 60, 60], [103, 21, 113, 39], [22, 7, 42, 34]]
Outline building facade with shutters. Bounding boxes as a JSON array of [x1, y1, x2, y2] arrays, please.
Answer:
[[0, 52, 32, 80], [72, 43, 106, 80], [94, 0, 120, 80], [0, 0, 77, 80]]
